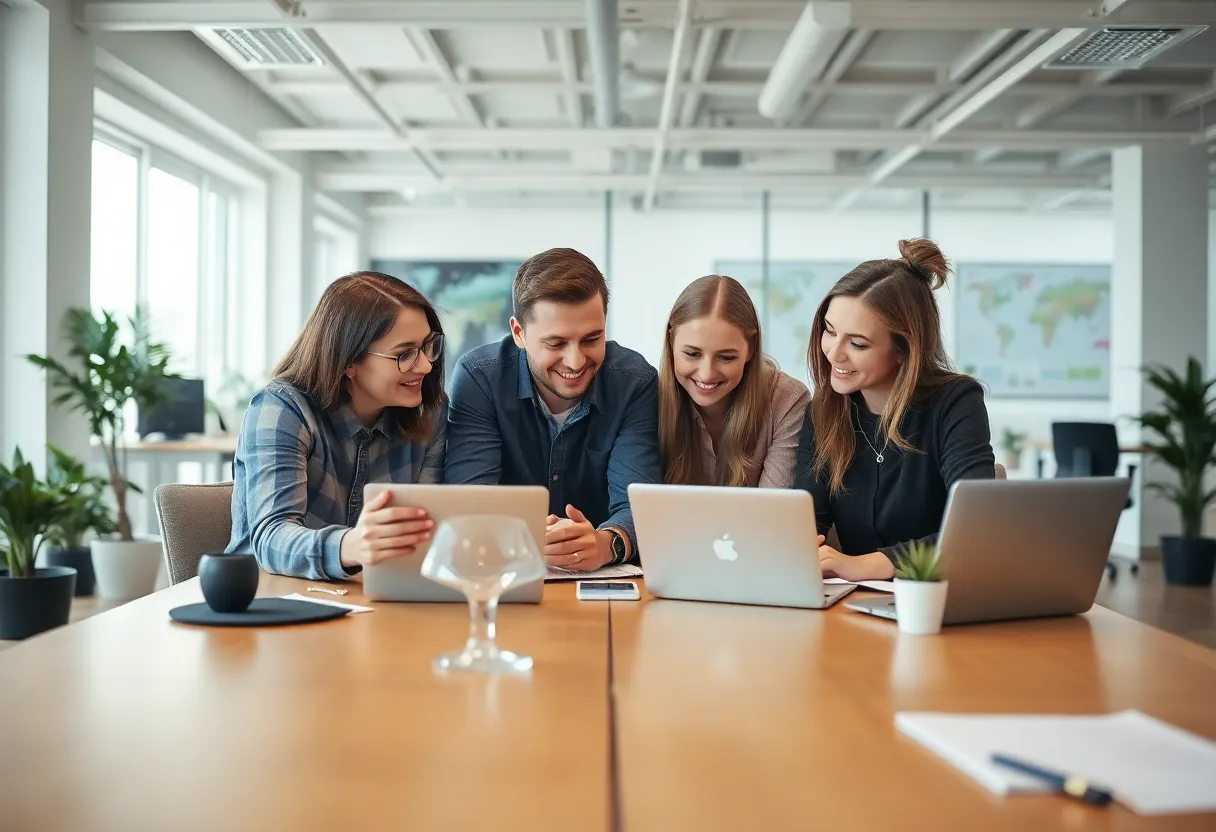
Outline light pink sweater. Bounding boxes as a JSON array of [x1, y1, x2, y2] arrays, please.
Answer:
[[691, 369, 811, 488]]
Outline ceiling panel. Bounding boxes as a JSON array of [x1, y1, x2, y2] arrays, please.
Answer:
[[442, 28, 556, 71], [312, 26, 424, 71]]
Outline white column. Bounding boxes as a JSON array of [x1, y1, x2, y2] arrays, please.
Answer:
[[1110, 144, 1210, 556], [265, 166, 314, 370], [0, 0, 94, 472]]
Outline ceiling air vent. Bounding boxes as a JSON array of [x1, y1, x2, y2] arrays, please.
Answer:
[[1044, 26, 1206, 69], [212, 28, 324, 67]]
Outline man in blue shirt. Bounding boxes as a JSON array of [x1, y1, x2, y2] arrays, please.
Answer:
[[445, 248, 660, 570]]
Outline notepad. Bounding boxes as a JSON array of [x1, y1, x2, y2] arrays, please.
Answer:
[[896, 710, 1216, 815], [824, 577, 896, 592], [545, 563, 643, 583]]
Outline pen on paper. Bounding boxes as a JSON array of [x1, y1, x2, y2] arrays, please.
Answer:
[[306, 586, 349, 596], [991, 754, 1113, 806]]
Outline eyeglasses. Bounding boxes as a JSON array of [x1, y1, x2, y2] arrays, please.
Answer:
[[367, 332, 445, 373]]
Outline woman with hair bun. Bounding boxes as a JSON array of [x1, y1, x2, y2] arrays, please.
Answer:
[[795, 238, 995, 582]]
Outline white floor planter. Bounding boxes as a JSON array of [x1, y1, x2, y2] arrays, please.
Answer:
[[893, 579, 949, 635], [91, 537, 164, 600]]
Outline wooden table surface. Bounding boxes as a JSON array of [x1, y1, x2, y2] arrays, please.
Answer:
[[611, 585, 1216, 831], [0, 575, 610, 832], [2, 578, 1215, 831]]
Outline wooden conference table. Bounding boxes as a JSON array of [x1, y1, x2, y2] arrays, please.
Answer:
[[0, 576, 1214, 831]]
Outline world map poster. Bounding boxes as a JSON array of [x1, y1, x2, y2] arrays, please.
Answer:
[[956, 262, 1111, 399]]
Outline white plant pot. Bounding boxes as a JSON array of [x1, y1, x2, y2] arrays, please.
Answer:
[[91, 537, 164, 600], [893, 579, 949, 635]]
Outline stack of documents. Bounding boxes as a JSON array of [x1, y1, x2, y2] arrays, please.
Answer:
[[896, 710, 1216, 815], [545, 563, 643, 582]]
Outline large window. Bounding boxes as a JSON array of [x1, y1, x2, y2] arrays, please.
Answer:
[[90, 130, 241, 389], [313, 213, 360, 305]]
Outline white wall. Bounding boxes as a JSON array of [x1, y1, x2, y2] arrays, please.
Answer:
[[370, 205, 1114, 443]]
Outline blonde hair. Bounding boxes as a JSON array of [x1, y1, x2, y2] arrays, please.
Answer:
[[660, 275, 775, 486]]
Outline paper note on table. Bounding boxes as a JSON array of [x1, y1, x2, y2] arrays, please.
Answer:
[[280, 593, 374, 614], [895, 709, 1216, 815], [824, 577, 896, 592], [545, 563, 643, 583]]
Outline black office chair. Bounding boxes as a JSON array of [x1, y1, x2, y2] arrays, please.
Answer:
[[1051, 422, 1138, 579]]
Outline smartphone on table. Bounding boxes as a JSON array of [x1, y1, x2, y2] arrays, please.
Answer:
[[575, 581, 640, 601]]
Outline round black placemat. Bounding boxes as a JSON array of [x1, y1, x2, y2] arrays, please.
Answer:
[[169, 598, 350, 627]]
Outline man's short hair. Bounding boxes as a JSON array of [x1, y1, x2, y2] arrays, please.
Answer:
[[512, 247, 610, 324]]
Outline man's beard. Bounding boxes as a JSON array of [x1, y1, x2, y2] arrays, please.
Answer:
[[527, 354, 595, 402]]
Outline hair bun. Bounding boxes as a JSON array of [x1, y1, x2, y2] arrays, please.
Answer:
[[898, 238, 950, 291]]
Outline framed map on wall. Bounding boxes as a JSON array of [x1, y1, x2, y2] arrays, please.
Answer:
[[369, 259, 522, 383], [955, 262, 1111, 399], [714, 260, 852, 382]]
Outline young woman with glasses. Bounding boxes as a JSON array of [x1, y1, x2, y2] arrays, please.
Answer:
[[226, 271, 449, 581]]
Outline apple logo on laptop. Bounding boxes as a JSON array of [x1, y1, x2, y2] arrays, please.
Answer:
[[712, 533, 738, 562]]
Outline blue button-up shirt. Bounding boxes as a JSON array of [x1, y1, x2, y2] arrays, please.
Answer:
[[226, 381, 446, 580], [444, 336, 660, 555]]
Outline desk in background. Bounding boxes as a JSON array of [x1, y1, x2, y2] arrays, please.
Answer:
[[94, 435, 238, 534], [1027, 438, 1148, 478], [1, 578, 1214, 830]]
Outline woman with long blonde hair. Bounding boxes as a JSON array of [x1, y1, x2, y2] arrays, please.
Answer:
[[796, 239, 995, 581], [659, 275, 810, 488]]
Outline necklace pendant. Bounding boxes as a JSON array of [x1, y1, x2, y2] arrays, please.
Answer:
[[876, 453, 884, 463]]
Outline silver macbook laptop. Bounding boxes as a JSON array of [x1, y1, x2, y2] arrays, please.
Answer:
[[362, 484, 548, 603], [628, 483, 856, 609], [845, 477, 1130, 626]]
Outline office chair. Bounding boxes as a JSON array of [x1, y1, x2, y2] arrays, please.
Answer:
[[153, 482, 235, 585], [1050, 422, 1138, 580]]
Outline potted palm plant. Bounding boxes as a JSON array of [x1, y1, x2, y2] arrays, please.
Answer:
[[0, 448, 77, 640], [43, 445, 119, 597], [1134, 357, 1216, 587], [26, 308, 176, 599], [892, 540, 948, 635], [1000, 428, 1026, 472]]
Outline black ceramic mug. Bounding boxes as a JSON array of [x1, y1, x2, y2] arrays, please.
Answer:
[[198, 553, 259, 613]]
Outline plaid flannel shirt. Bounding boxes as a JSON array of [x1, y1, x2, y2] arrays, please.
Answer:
[[226, 381, 445, 580]]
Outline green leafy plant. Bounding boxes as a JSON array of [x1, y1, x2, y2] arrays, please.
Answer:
[[893, 540, 942, 582], [25, 308, 175, 542], [43, 445, 119, 550], [0, 448, 71, 578], [1133, 357, 1216, 539], [1000, 428, 1027, 456]]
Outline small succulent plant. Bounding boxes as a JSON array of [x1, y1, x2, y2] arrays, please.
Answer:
[[894, 540, 942, 582]]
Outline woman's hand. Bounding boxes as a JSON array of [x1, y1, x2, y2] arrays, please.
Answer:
[[818, 546, 896, 581], [340, 489, 435, 569]]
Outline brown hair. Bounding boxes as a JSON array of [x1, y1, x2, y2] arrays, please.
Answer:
[[659, 275, 775, 486], [273, 271, 446, 443], [807, 238, 965, 494], [512, 247, 609, 324]]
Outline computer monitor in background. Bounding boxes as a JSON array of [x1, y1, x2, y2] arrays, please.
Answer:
[[138, 377, 206, 440]]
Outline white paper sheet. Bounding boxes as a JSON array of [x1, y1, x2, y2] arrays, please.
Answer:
[[280, 593, 374, 614], [895, 710, 1216, 815]]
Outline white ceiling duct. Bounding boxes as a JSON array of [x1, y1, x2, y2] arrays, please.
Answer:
[[758, 1, 851, 121], [585, 0, 620, 128]]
